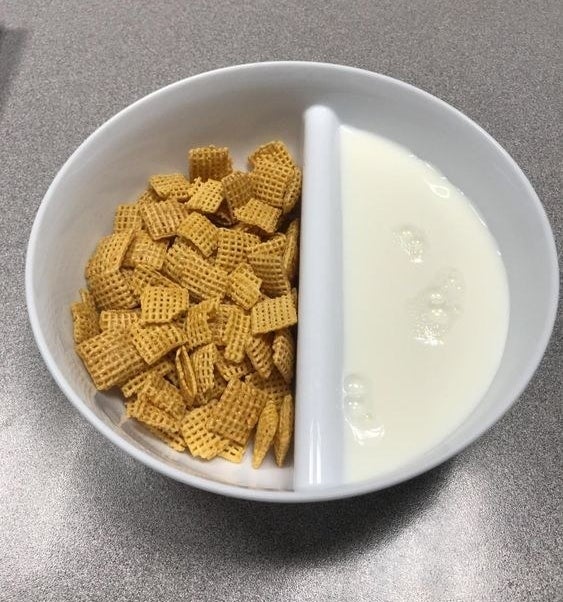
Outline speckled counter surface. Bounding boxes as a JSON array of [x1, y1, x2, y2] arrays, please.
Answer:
[[0, 2, 561, 601]]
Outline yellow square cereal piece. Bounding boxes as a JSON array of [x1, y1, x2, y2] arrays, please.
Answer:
[[234, 198, 281, 234], [272, 329, 295, 383], [139, 198, 189, 239], [87, 230, 134, 276], [186, 179, 224, 214], [161, 238, 194, 283], [122, 230, 168, 270], [128, 394, 180, 434], [130, 321, 187, 365], [245, 333, 274, 379], [217, 440, 246, 463], [99, 309, 140, 332], [136, 187, 160, 205], [252, 160, 295, 208], [248, 251, 291, 297], [191, 342, 217, 395], [252, 400, 278, 469], [193, 373, 227, 407], [250, 294, 297, 334], [113, 203, 143, 232], [283, 218, 299, 280], [175, 346, 198, 405], [248, 140, 296, 169], [245, 369, 290, 405], [88, 269, 137, 310], [140, 285, 189, 324], [189, 146, 233, 182], [76, 329, 146, 390], [177, 212, 218, 257], [180, 247, 228, 301], [121, 358, 175, 398], [185, 297, 218, 350], [144, 425, 186, 452], [224, 306, 251, 363], [129, 264, 181, 297], [283, 167, 302, 214], [149, 173, 191, 200], [222, 171, 254, 213], [227, 263, 262, 310], [215, 349, 253, 382], [71, 293, 100, 344], [181, 403, 230, 459], [215, 228, 261, 272], [274, 394, 294, 466], [207, 379, 268, 445], [139, 374, 186, 422], [210, 303, 236, 347], [248, 233, 286, 256]]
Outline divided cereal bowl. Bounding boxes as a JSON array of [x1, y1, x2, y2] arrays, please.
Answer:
[[26, 62, 559, 502]]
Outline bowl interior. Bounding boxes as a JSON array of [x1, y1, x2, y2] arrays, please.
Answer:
[[27, 63, 558, 501]]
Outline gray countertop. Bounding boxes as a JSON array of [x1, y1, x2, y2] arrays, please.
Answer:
[[0, 2, 561, 601]]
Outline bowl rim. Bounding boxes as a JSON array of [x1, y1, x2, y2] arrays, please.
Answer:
[[25, 60, 559, 502]]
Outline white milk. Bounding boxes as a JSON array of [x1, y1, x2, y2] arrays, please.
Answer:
[[340, 126, 509, 483]]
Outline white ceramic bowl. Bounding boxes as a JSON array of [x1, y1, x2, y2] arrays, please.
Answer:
[[26, 62, 558, 502]]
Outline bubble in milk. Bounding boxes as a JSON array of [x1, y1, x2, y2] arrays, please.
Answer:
[[394, 225, 427, 263], [409, 268, 465, 345]]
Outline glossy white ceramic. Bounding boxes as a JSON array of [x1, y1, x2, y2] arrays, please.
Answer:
[[26, 62, 558, 502]]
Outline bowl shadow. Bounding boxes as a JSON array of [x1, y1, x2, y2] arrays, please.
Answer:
[[71, 430, 453, 567]]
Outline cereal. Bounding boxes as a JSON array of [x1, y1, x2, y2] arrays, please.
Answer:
[[140, 286, 189, 324], [252, 160, 295, 208], [207, 379, 268, 445], [248, 141, 296, 169], [130, 321, 187, 365], [181, 402, 230, 459], [234, 198, 281, 234], [245, 369, 291, 406], [222, 171, 254, 213], [272, 329, 295, 383], [274, 394, 294, 466], [191, 342, 217, 394], [189, 146, 233, 181], [175, 345, 198, 405], [252, 400, 278, 468], [180, 247, 228, 300], [76, 329, 146, 390], [113, 203, 143, 232], [283, 167, 302, 214], [139, 374, 186, 422], [139, 198, 189, 239], [283, 218, 299, 280], [245, 333, 274, 379], [121, 358, 175, 398], [223, 306, 251, 363], [227, 263, 262, 309], [87, 269, 137, 310], [123, 231, 168, 270], [177, 212, 218, 257], [149, 173, 191, 200], [71, 292, 100, 344], [185, 297, 218, 349], [129, 264, 180, 297], [87, 230, 134, 276], [248, 251, 291, 297], [250, 294, 297, 334], [73, 140, 299, 470], [99, 309, 140, 332], [186, 179, 224, 214], [215, 229, 261, 272]]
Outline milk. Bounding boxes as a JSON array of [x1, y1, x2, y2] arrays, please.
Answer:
[[340, 126, 509, 483]]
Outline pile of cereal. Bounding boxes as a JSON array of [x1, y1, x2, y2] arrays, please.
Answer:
[[71, 142, 299, 468]]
